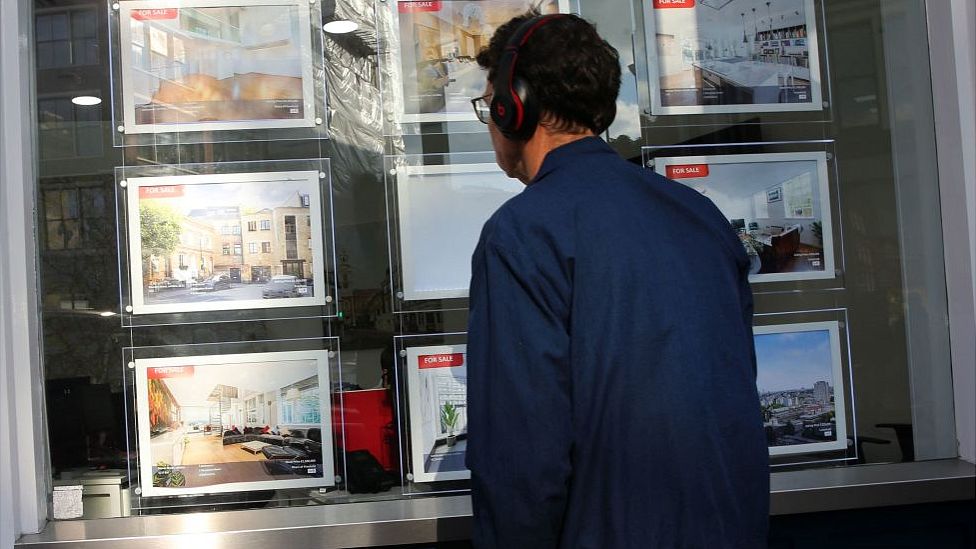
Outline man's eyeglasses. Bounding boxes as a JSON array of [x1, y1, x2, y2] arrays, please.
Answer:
[[470, 94, 491, 124]]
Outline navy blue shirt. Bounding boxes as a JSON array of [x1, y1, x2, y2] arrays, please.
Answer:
[[466, 136, 769, 548]]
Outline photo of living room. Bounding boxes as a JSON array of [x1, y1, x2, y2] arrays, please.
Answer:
[[643, 0, 822, 114], [654, 151, 835, 283], [136, 350, 334, 496], [118, 0, 315, 134], [406, 344, 468, 482], [394, 0, 565, 123]]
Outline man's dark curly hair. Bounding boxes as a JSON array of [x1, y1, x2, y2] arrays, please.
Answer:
[[476, 11, 621, 135]]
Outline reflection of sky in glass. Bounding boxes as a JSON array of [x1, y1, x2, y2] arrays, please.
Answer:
[[139, 178, 312, 215], [755, 329, 833, 392]]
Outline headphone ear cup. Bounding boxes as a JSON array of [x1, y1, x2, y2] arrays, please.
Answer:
[[490, 93, 518, 133], [511, 77, 538, 140]]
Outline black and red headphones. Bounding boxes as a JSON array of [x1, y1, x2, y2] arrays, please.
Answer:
[[490, 14, 568, 140]]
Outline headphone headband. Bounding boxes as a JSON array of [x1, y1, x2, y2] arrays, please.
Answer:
[[491, 14, 567, 140]]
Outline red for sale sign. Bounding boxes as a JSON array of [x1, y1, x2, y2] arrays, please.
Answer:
[[418, 353, 465, 369], [653, 0, 695, 8], [131, 9, 179, 20], [148, 366, 195, 379], [398, 1, 441, 13], [666, 164, 710, 179], [139, 185, 184, 199]]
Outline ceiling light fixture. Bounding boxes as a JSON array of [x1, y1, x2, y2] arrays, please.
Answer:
[[99, 311, 117, 317], [323, 20, 358, 34], [71, 95, 102, 106]]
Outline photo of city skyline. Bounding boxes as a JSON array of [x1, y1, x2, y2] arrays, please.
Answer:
[[754, 321, 848, 457], [125, 170, 329, 314]]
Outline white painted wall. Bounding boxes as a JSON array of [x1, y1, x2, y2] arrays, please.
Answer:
[[1, 0, 50, 544], [929, 0, 976, 465], [950, 0, 975, 464]]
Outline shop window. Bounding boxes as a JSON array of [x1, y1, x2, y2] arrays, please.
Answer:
[[35, 8, 98, 69], [42, 186, 108, 250], [37, 97, 102, 160]]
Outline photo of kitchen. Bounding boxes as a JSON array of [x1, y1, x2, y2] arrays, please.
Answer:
[[118, 0, 315, 134], [135, 350, 334, 496], [653, 151, 835, 283], [644, 0, 822, 114], [126, 170, 329, 314], [406, 344, 468, 482], [393, 0, 565, 122]]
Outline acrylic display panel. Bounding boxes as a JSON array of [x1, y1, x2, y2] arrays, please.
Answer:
[[111, 0, 328, 144], [379, 0, 570, 133], [754, 320, 848, 457], [404, 342, 469, 483], [123, 169, 329, 314], [387, 158, 523, 305], [642, 0, 824, 116], [652, 150, 836, 283], [133, 349, 336, 497]]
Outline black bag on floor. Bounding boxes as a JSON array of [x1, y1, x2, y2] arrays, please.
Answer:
[[345, 449, 395, 494]]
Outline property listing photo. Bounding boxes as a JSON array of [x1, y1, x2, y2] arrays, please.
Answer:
[[392, 0, 566, 123], [643, 0, 823, 114], [405, 344, 468, 482], [653, 151, 836, 283], [391, 161, 523, 302], [135, 350, 335, 496], [125, 169, 329, 314], [117, 0, 316, 134], [754, 321, 848, 457]]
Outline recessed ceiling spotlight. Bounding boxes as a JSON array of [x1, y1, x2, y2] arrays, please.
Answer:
[[323, 20, 358, 34], [71, 96, 102, 106]]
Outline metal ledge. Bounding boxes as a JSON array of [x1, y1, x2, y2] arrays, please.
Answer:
[[17, 459, 975, 548]]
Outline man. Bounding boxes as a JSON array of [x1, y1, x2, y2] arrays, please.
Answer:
[[465, 12, 769, 549]]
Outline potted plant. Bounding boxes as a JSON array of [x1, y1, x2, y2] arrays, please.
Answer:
[[440, 402, 460, 447], [810, 221, 823, 246]]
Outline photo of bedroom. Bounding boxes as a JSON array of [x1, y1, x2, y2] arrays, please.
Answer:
[[653, 151, 835, 283], [643, 0, 822, 114], [405, 344, 468, 482], [136, 350, 334, 496], [118, 0, 315, 133], [394, 0, 565, 122]]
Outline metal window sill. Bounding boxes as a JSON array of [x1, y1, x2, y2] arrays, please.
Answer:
[[16, 459, 975, 548]]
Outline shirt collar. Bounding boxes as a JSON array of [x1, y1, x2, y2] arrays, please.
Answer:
[[531, 136, 615, 184]]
